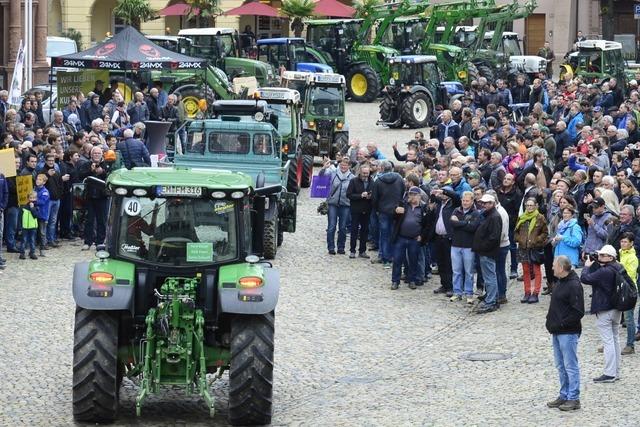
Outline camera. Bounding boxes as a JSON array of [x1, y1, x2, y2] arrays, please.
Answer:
[[576, 156, 586, 164], [586, 252, 598, 262]]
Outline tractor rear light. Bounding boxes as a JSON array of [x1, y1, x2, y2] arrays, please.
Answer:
[[87, 283, 113, 298], [308, 121, 315, 129], [89, 272, 114, 283], [238, 276, 263, 288], [336, 122, 343, 129]]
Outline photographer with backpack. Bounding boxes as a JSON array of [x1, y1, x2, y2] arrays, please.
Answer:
[[580, 245, 626, 383]]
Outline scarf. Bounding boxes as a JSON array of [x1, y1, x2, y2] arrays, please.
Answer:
[[516, 209, 540, 235], [556, 218, 577, 235]]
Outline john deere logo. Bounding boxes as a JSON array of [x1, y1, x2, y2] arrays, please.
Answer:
[[139, 44, 160, 58], [95, 43, 117, 57]]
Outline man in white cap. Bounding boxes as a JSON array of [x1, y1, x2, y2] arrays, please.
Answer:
[[580, 244, 623, 383], [472, 193, 503, 313]]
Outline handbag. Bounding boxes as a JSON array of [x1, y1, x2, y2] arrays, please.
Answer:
[[310, 174, 331, 198], [529, 247, 545, 265]]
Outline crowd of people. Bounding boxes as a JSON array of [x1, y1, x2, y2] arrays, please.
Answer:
[[0, 79, 184, 263], [318, 69, 640, 409]]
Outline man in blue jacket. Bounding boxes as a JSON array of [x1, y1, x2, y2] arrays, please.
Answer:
[[116, 129, 151, 169], [580, 245, 623, 383]]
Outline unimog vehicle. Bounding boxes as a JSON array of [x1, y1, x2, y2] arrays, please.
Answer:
[[301, 73, 349, 160], [256, 87, 313, 188], [173, 100, 298, 259], [561, 40, 630, 86], [257, 38, 333, 73], [377, 55, 453, 129], [71, 166, 289, 425]]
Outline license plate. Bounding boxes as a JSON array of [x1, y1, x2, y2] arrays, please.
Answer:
[[158, 185, 202, 197]]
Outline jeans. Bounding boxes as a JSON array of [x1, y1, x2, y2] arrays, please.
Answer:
[[391, 236, 421, 283], [552, 334, 580, 400], [424, 243, 433, 276], [368, 211, 379, 248], [37, 219, 48, 249], [4, 206, 20, 250], [625, 309, 637, 348], [496, 246, 509, 298], [508, 226, 517, 273], [350, 210, 370, 254], [451, 246, 475, 296], [327, 204, 350, 252], [596, 309, 622, 377], [84, 198, 109, 246], [46, 199, 61, 243], [58, 192, 73, 238], [21, 229, 36, 255], [0, 209, 3, 256], [479, 255, 498, 306], [434, 235, 453, 290], [377, 212, 393, 262]]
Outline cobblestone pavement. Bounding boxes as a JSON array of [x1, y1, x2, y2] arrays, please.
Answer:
[[1, 102, 639, 426]]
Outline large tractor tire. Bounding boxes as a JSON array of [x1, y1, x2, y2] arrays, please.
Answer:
[[467, 63, 480, 84], [263, 216, 278, 259], [301, 130, 316, 157], [72, 308, 120, 423], [347, 64, 380, 103], [110, 75, 139, 104], [400, 92, 432, 129], [379, 97, 402, 128], [173, 85, 215, 119], [301, 154, 314, 188], [477, 65, 494, 83], [286, 159, 300, 195], [228, 313, 275, 426], [333, 132, 349, 158]]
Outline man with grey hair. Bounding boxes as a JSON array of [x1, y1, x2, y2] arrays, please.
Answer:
[[488, 152, 506, 190], [128, 91, 150, 124], [117, 127, 150, 169], [545, 255, 584, 411], [608, 204, 640, 254], [371, 160, 404, 267]]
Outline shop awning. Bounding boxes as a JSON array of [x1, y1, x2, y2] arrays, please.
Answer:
[[224, 1, 280, 17], [158, 3, 200, 17], [314, 0, 355, 18]]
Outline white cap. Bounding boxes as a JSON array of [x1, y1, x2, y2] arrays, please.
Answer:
[[596, 245, 617, 258], [479, 194, 496, 203]]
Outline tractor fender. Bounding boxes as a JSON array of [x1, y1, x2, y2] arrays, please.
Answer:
[[297, 63, 334, 73], [264, 194, 280, 222], [72, 262, 134, 313], [218, 266, 279, 314]]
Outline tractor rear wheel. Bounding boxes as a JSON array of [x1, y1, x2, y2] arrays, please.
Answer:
[[228, 313, 275, 426], [467, 63, 480, 84], [379, 97, 402, 128], [72, 308, 120, 423], [347, 64, 380, 103], [263, 216, 278, 259], [173, 85, 215, 119], [400, 92, 431, 129], [286, 158, 300, 194], [477, 65, 494, 82], [333, 132, 349, 158], [301, 154, 314, 188], [301, 130, 316, 156]]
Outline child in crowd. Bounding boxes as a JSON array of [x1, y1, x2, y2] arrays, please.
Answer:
[[35, 173, 50, 256], [20, 191, 39, 260]]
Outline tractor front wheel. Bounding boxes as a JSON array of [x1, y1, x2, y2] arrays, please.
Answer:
[[286, 158, 300, 195], [263, 216, 278, 259], [228, 313, 275, 426], [301, 154, 314, 188], [401, 92, 431, 129], [347, 64, 380, 103], [333, 132, 349, 158], [72, 308, 120, 423]]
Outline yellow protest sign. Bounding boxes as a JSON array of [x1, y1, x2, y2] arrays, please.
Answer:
[[0, 148, 16, 178], [16, 175, 33, 206]]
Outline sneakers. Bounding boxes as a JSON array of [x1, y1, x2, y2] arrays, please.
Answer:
[[408, 282, 417, 290], [466, 296, 475, 304], [527, 294, 539, 304], [358, 252, 370, 259], [546, 397, 566, 408], [520, 294, 531, 303], [383, 262, 392, 269], [476, 303, 499, 314], [81, 244, 91, 251], [593, 375, 616, 383], [449, 294, 462, 302], [19, 253, 26, 260], [622, 346, 635, 355], [349, 252, 356, 259], [390, 282, 399, 290], [497, 297, 508, 305], [558, 400, 581, 411], [337, 249, 346, 255]]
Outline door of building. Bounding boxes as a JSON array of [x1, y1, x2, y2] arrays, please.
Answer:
[[525, 14, 545, 55]]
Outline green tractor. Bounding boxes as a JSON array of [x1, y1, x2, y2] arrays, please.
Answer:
[[281, 70, 313, 102], [301, 73, 349, 160], [173, 100, 298, 259], [378, 55, 451, 129], [71, 167, 289, 425], [561, 40, 631, 86]]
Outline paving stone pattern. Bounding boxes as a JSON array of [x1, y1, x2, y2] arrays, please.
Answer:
[[1, 102, 638, 426]]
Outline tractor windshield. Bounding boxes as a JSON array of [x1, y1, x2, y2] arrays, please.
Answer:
[[117, 196, 237, 266], [390, 63, 415, 85], [283, 78, 307, 101], [307, 85, 344, 116], [501, 36, 522, 56], [268, 104, 293, 136], [187, 34, 236, 58]]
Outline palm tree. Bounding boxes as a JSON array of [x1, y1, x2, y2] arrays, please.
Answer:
[[281, 0, 315, 37], [354, 0, 381, 19], [113, 0, 156, 30]]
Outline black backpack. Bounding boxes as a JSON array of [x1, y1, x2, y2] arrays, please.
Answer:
[[612, 265, 638, 312]]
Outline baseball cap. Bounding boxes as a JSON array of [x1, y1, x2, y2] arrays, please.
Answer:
[[591, 197, 606, 207], [19, 140, 32, 149], [466, 171, 480, 180], [408, 186, 421, 195], [596, 244, 617, 258], [593, 106, 602, 112], [479, 194, 495, 203]]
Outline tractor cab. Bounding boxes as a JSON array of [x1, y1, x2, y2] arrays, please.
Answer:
[[256, 87, 303, 159], [281, 71, 312, 102], [378, 55, 449, 129], [381, 17, 427, 55], [563, 40, 628, 86], [305, 19, 364, 67], [301, 73, 349, 159], [257, 38, 333, 74]]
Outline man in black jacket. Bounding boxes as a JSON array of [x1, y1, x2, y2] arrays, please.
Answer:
[[346, 165, 372, 259], [371, 161, 405, 266], [429, 186, 460, 296], [39, 153, 67, 247], [472, 194, 503, 313], [545, 255, 585, 411], [78, 147, 111, 251], [498, 174, 523, 278]]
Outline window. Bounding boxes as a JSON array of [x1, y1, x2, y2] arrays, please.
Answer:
[[307, 86, 344, 116], [208, 132, 251, 154], [186, 131, 205, 154], [253, 134, 273, 155]]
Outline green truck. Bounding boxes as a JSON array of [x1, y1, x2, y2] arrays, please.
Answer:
[[71, 167, 286, 425]]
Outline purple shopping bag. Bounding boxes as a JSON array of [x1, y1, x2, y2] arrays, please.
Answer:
[[310, 174, 331, 198]]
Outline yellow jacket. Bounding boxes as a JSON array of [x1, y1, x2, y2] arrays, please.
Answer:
[[619, 247, 638, 284]]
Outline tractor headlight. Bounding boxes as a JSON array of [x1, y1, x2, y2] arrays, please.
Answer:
[[458, 70, 467, 80], [336, 121, 344, 130], [389, 78, 395, 85], [239, 276, 263, 288], [308, 121, 315, 129], [132, 188, 147, 196], [211, 191, 226, 199], [114, 187, 128, 195], [231, 191, 244, 199]]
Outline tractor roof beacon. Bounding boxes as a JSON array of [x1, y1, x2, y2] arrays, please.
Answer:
[[378, 55, 451, 129], [301, 72, 349, 160], [71, 167, 282, 425]]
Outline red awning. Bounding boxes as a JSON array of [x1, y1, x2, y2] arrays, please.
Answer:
[[314, 0, 355, 18], [224, 1, 280, 17], [158, 3, 200, 17]]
